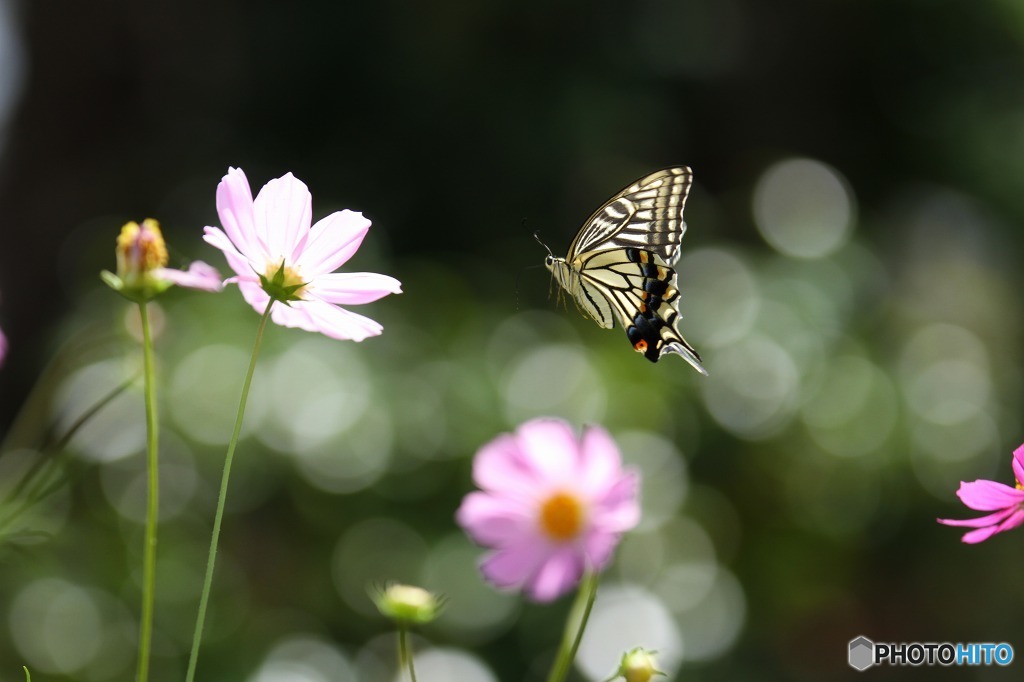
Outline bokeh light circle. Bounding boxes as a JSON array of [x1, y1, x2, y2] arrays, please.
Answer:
[[55, 359, 145, 462], [169, 344, 268, 446], [332, 518, 427, 617], [666, 567, 746, 662], [615, 431, 689, 530], [577, 584, 683, 680], [248, 635, 358, 682], [502, 343, 607, 424], [395, 648, 497, 682], [676, 247, 759, 348], [9, 579, 104, 675], [753, 158, 854, 258], [421, 533, 518, 642], [702, 335, 800, 439]]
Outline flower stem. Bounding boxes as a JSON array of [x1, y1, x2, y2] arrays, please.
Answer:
[[398, 626, 418, 682], [546, 571, 599, 682], [136, 302, 159, 682], [185, 300, 274, 682]]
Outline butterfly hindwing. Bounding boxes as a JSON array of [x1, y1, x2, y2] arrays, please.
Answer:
[[544, 166, 706, 374], [553, 266, 616, 330]]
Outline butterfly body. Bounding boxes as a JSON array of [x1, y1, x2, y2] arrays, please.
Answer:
[[544, 167, 706, 375]]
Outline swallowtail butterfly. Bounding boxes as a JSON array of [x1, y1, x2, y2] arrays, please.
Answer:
[[543, 167, 706, 375]]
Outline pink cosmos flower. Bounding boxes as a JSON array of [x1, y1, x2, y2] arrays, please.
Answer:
[[937, 444, 1024, 543], [203, 167, 401, 341], [456, 417, 641, 602]]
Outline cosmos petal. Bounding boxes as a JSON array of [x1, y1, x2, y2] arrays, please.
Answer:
[[479, 538, 551, 591], [937, 506, 1017, 528], [237, 278, 274, 314], [252, 173, 312, 263], [157, 261, 224, 291], [583, 530, 621, 570], [455, 491, 533, 546], [515, 418, 581, 483], [577, 424, 624, 496], [473, 433, 545, 496], [592, 472, 641, 532], [525, 546, 585, 602], [204, 226, 255, 280], [960, 526, 1003, 544], [301, 210, 371, 275], [215, 167, 263, 261], [270, 299, 383, 341], [955, 479, 1024, 511], [310, 272, 403, 305]]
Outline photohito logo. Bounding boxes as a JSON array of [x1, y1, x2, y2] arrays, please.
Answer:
[[848, 636, 1014, 670]]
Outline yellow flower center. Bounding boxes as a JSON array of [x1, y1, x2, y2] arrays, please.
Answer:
[[264, 260, 308, 299], [116, 219, 168, 276], [539, 491, 586, 542]]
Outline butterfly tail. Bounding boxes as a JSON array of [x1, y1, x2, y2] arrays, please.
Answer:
[[663, 340, 708, 376]]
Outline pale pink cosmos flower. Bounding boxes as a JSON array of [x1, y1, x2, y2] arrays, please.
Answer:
[[203, 167, 401, 341], [456, 417, 640, 602], [937, 443, 1024, 543], [103, 219, 224, 299]]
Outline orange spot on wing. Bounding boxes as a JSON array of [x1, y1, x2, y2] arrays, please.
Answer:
[[634, 339, 648, 353]]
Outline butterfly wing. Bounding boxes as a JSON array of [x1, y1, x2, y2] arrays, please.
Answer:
[[567, 167, 692, 266], [575, 247, 706, 374], [547, 166, 704, 373], [548, 260, 617, 329]]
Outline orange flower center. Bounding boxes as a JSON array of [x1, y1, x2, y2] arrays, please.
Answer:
[[539, 491, 586, 542]]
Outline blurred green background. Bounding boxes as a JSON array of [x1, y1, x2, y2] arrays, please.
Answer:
[[1, 0, 1024, 680]]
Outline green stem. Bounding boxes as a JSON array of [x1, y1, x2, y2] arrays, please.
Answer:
[[0, 374, 137, 537], [136, 302, 159, 682], [398, 626, 418, 682], [546, 571, 600, 682], [185, 300, 274, 682]]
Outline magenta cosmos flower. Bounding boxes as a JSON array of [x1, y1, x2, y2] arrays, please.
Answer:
[[937, 444, 1024, 543], [203, 167, 401, 341], [456, 417, 640, 602]]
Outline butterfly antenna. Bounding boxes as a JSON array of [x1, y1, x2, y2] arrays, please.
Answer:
[[533, 230, 554, 259], [530, 229, 563, 304]]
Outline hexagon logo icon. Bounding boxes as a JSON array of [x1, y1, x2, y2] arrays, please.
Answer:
[[849, 636, 875, 671]]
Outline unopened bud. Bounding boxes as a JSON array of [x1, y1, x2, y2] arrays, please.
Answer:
[[371, 583, 443, 626]]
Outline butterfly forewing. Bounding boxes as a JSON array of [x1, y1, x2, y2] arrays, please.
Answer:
[[568, 167, 693, 266], [544, 166, 706, 374]]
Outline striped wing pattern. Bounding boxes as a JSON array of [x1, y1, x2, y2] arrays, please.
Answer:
[[568, 167, 692, 266], [545, 167, 705, 374]]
